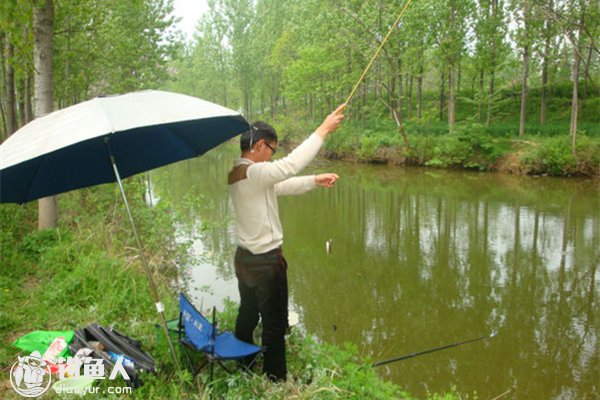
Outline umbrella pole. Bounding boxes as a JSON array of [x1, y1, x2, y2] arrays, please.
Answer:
[[107, 152, 182, 372]]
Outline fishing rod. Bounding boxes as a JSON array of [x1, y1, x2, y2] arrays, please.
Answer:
[[345, 0, 414, 105], [372, 331, 497, 367]]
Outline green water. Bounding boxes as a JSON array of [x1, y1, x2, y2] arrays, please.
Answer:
[[152, 145, 599, 399]]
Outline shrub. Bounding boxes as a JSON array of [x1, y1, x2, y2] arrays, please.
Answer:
[[522, 134, 600, 176], [358, 131, 403, 160], [425, 124, 499, 170]]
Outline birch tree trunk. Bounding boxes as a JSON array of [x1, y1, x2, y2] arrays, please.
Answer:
[[34, 0, 58, 230], [448, 1, 457, 132], [4, 37, 17, 136], [487, 0, 498, 127], [25, 76, 33, 124], [487, 67, 495, 127], [570, 36, 581, 158], [519, 0, 530, 138], [449, 62, 456, 131], [417, 45, 424, 120], [439, 69, 445, 122], [519, 44, 528, 138], [540, 0, 553, 125], [478, 68, 484, 122], [570, 0, 588, 158]]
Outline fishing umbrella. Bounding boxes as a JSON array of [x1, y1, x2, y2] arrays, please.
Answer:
[[0, 89, 249, 368]]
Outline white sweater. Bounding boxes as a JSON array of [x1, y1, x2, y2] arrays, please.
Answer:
[[228, 133, 323, 254]]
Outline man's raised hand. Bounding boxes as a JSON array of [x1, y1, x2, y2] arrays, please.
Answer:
[[315, 104, 346, 139]]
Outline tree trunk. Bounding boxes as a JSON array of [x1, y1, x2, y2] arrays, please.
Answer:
[[4, 37, 17, 136], [519, 1, 529, 139], [0, 32, 5, 138], [390, 72, 397, 121], [362, 78, 366, 128], [570, 36, 581, 158], [448, 1, 457, 132], [478, 68, 484, 122], [243, 86, 249, 118], [487, 0, 498, 127], [487, 67, 495, 127], [519, 44, 528, 138], [34, 0, 58, 230], [540, 46, 549, 125], [270, 76, 275, 120], [439, 69, 445, 122], [17, 78, 25, 128], [417, 46, 424, 120], [540, 0, 553, 125], [398, 58, 403, 123], [408, 73, 413, 120], [260, 73, 265, 116], [25, 76, 33, 123], [376, 7, 382, 100], [0, 99, 5, 140], [582, 40, 592, 99], [457, 59, 462, 94], [449, 62, 456, 131]]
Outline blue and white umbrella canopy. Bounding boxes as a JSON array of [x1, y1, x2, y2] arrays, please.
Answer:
[[0, 90, 248, 203]]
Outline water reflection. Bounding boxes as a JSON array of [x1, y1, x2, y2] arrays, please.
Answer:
[[152, 146, 599, 399]]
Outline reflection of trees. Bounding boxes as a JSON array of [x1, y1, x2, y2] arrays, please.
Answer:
[[153, 152, 599, 399], [151, 145, 239, 280]]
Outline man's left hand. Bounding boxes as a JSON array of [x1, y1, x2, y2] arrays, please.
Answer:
[[315, 173, 339, 188]]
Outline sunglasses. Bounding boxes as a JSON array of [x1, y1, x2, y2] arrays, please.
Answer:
[[265, 142, 277, 154]]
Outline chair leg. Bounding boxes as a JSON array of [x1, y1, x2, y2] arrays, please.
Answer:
[[195, 360, 209, 379], [182, 346, 195, 372], [218, 361, 232, 374], [209, 362, 215, 400]]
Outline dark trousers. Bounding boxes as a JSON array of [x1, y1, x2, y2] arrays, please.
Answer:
[[234, 246, 288, 381]]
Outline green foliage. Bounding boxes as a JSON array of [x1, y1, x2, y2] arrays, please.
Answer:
[[53, 0, 182, 102], [20, 229, 61, 261], [358, 131, 403, 160], [522, 135, 600, 176], [425, 124, 501, 170]]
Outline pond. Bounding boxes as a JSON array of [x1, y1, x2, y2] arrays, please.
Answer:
[[152, 144, 599, 399]]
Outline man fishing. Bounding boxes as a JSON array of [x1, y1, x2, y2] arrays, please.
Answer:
[[228, 104, 346, 381]]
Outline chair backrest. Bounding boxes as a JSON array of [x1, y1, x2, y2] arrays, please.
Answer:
[[179, 293, 215, 351]]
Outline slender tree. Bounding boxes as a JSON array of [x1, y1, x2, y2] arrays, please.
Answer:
[[540, 0, 554, 125], [569, 0, 587, 156], [34, 0, 57, 230], [4, 36, 17, 136], [516, 0, 532, 138]]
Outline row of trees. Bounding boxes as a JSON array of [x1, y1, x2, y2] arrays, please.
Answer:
[[1, 0, 180, 139], [1, 1, 597, 228], [0, 0, 180, 228], [169, 0, 598, 143]]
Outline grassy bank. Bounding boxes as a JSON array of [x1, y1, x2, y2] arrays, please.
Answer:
[[0, 178, 464, 399], [273, 116, 600, 178]]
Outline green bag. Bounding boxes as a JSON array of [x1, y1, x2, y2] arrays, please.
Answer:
[[13, 330, 75, 358]]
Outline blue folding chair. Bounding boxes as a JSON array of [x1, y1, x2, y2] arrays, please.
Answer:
[[174, 293, 263, 386]]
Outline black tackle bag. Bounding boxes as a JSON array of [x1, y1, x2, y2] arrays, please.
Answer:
[[69, 324, 156, 388]]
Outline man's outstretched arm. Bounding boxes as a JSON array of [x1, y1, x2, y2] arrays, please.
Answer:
[[274, 173, 339, 196]]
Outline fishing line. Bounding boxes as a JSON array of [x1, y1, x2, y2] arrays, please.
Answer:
[[345, 0, 414, 105]]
